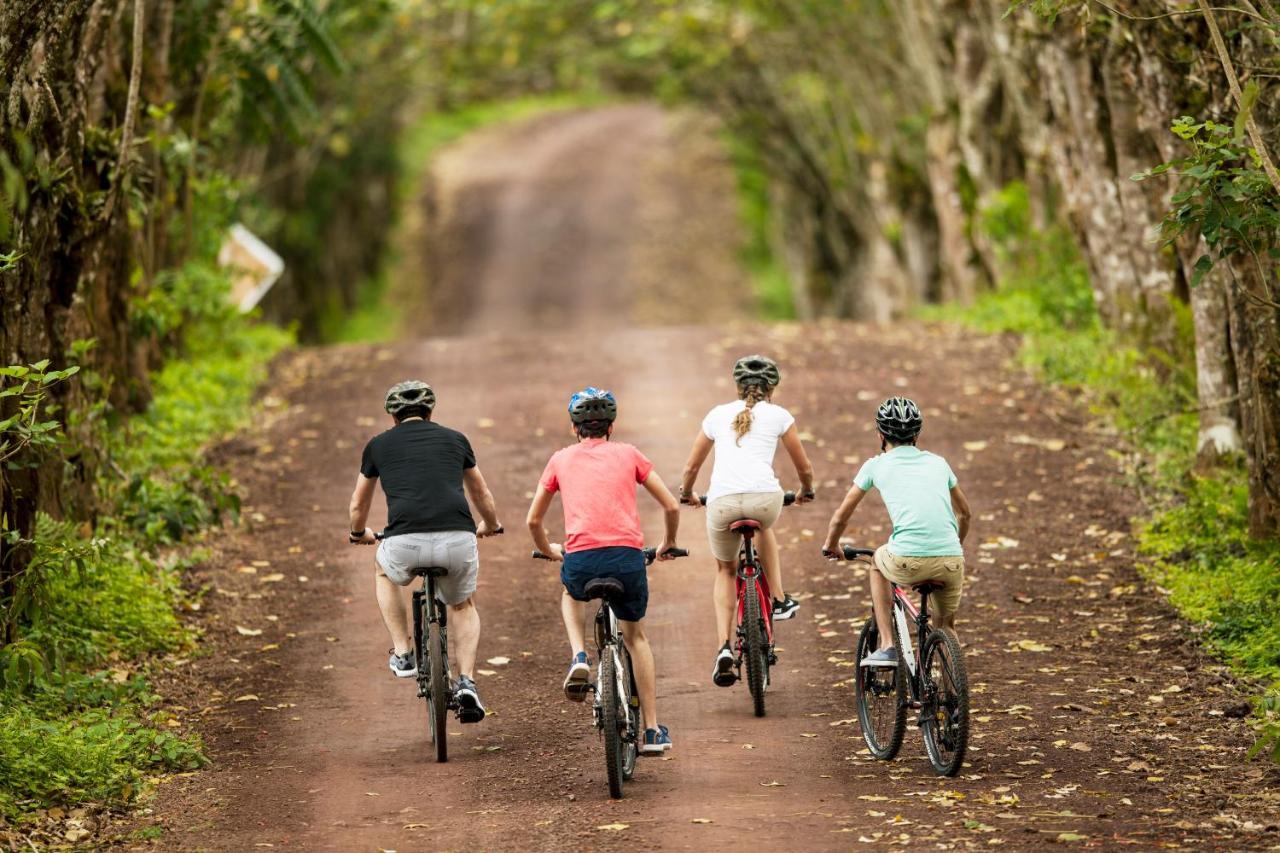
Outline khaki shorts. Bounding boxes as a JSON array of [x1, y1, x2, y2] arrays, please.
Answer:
[[706, 491, 785, 562], [874, 545, 964, 619]]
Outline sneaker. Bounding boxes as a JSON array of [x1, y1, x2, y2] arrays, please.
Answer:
[[712, 644, 736, 687], [563, 651, 591, 702], [388, 649, 415, 679], [772, 594, 801, 621], [455, 675, 486, 723], [641, 724, 672, 755], [860, 647, 899, 668]]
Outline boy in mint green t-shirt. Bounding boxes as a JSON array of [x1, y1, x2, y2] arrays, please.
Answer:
[[822, 397, 972, 667]]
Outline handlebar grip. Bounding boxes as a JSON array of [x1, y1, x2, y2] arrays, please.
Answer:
[[698, 495, 708, 506], [842, 545, 876, 560], [531, 549, 553, 560], [643, 546, 690, 564], [375, 532, 385, 541]]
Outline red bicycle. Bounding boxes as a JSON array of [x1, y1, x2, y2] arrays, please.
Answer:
[[698, 491, 800, 717]]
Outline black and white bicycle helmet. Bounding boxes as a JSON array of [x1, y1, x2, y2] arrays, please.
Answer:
[[732, 354, 781, 389], [385, 380, 436, 416], [876, 396, 923, 443], [568, 386, 617, 424]]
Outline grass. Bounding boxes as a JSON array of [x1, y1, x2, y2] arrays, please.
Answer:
[[0, 272, 291, 820], [323, 93, 607, 343], [921, 181, 1280, 760]]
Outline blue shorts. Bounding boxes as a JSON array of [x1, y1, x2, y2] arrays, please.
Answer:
[[561, 546, 648, 622]]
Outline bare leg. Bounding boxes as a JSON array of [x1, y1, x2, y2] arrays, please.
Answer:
[[560, 590, 589, 656], [869, 566, 896, 651], [448, 597, 480, 679], [619, 620, 658, 731], [758, 528, 784, 601], [375, 564, 412, 654], [713, 559, 738, 645]]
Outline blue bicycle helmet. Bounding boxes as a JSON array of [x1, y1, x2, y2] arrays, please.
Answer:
[[568, 387, 618, 424]]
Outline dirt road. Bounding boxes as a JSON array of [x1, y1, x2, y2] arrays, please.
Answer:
[[135, 106, 1280, 850]]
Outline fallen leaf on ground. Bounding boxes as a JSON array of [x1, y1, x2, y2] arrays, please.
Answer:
[[259, 573, 285, 583], [486, 656, 510, 666], [596, 823, 629, 831], [234, 694, 260, 702], [235, 626, 263, 636], [1014, 639, 1052, 652], [691, 818, 713, 824], [760, 780, 786, 787]]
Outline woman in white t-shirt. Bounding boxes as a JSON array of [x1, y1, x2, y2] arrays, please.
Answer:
[[679, 354, 815, 687]]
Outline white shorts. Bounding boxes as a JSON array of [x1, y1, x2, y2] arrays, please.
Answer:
[[376, 531, 479, 604]]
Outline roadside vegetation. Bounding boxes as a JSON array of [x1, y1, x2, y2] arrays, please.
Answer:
[[923, 181, 1280, 761]]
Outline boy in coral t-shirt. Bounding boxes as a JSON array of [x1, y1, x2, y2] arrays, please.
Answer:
[[526, 387, 682, 754]]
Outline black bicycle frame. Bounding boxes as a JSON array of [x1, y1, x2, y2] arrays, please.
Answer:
[[412, 576, 452, 707]]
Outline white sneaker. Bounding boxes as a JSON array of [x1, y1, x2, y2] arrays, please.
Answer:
[[860, 647, 899, 668], [388, 650, 415, 678]]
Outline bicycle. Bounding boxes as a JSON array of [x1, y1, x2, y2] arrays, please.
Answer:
[[532, 546, 688, 799], [696, 490, 803, 717], [826, 544, 970, 776], [376, 529, 502, 763]]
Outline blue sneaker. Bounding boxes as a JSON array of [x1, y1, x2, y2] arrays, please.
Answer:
[[388, 649, 415, 679], [641, 724, 672, 755], [563, 651, 590, 702]]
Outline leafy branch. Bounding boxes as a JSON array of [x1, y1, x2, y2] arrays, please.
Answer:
[[0, 361, 81, 468]]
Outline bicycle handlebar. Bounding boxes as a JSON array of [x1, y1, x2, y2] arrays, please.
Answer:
[[691, 489, 810, 507], [532, 547, 689, 565], [822, 544, 876, 560], [367, 526, 503, 543]]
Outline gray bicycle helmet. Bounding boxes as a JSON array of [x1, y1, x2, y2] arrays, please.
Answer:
[[876, 396, 923, 442], [732, 354, 781, 389], [384, 380, 436, 416], [568, 386, 617, 424]]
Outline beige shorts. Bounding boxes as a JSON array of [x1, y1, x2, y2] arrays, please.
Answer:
[[706, 491, 785, 562], [874, 545, 964, 619]]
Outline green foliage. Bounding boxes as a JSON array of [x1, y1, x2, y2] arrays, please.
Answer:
[[725, 131, 795, 320], [0, 360, 80, 469], [1135, 113, 1280, 289], [0, 677, 204, 816]]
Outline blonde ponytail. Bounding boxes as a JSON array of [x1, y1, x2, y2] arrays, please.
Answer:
[[733, 384, 767, 445]]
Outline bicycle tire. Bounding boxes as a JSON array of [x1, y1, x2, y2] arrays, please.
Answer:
[[921, 628, 969, 776], [743, 579, 768, 718], [854, 617, 907, 760], [428, 617, 448, 763], [620, 647, 639, 782], [600, 649, 626, 799]]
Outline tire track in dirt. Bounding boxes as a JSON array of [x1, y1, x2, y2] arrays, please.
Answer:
[[134, 106, 1280, 851]]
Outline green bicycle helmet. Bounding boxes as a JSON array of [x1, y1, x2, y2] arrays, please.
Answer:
[[384, 380, 436, 416], [732, 354, 781, 389]]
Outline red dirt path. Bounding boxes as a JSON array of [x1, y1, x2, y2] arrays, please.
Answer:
[[129, 106, 1280, 851]]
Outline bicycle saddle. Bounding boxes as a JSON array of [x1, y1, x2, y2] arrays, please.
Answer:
[[409, 566, 450, 578], [583, 577, 626, 602], [729, 519, 762, 532], [910, 579, 946, 594]]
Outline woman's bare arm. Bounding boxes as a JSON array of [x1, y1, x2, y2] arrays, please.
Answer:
[[780, 424, 816, 500]]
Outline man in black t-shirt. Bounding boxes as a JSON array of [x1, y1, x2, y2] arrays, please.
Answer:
[[349, 380, 502, 722]]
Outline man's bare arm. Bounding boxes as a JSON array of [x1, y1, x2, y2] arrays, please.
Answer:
[[951, 485, 972, 544], [348, 473, 378, 542], [463, 466, 502, 535]]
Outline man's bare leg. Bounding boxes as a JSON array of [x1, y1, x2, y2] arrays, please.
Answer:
[[375, 564, 412, 654], [448, 597, 480, 680]]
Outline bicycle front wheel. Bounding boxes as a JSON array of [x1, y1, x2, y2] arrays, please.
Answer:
[[427, 617, 448, 763], [921, 627, 969, 776], [600, 650, 626, 799], [855, 617, 906, 760], [743, 579, 768, 718]]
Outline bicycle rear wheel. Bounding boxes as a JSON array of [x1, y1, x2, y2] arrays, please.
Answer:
[[427, 616, 448, 763], [600, 650, 626, 799], [743, 579, 768, 718], [619, 647, 639, 782], [921, 628, 969, 776], [855, 617, 906, 760]]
